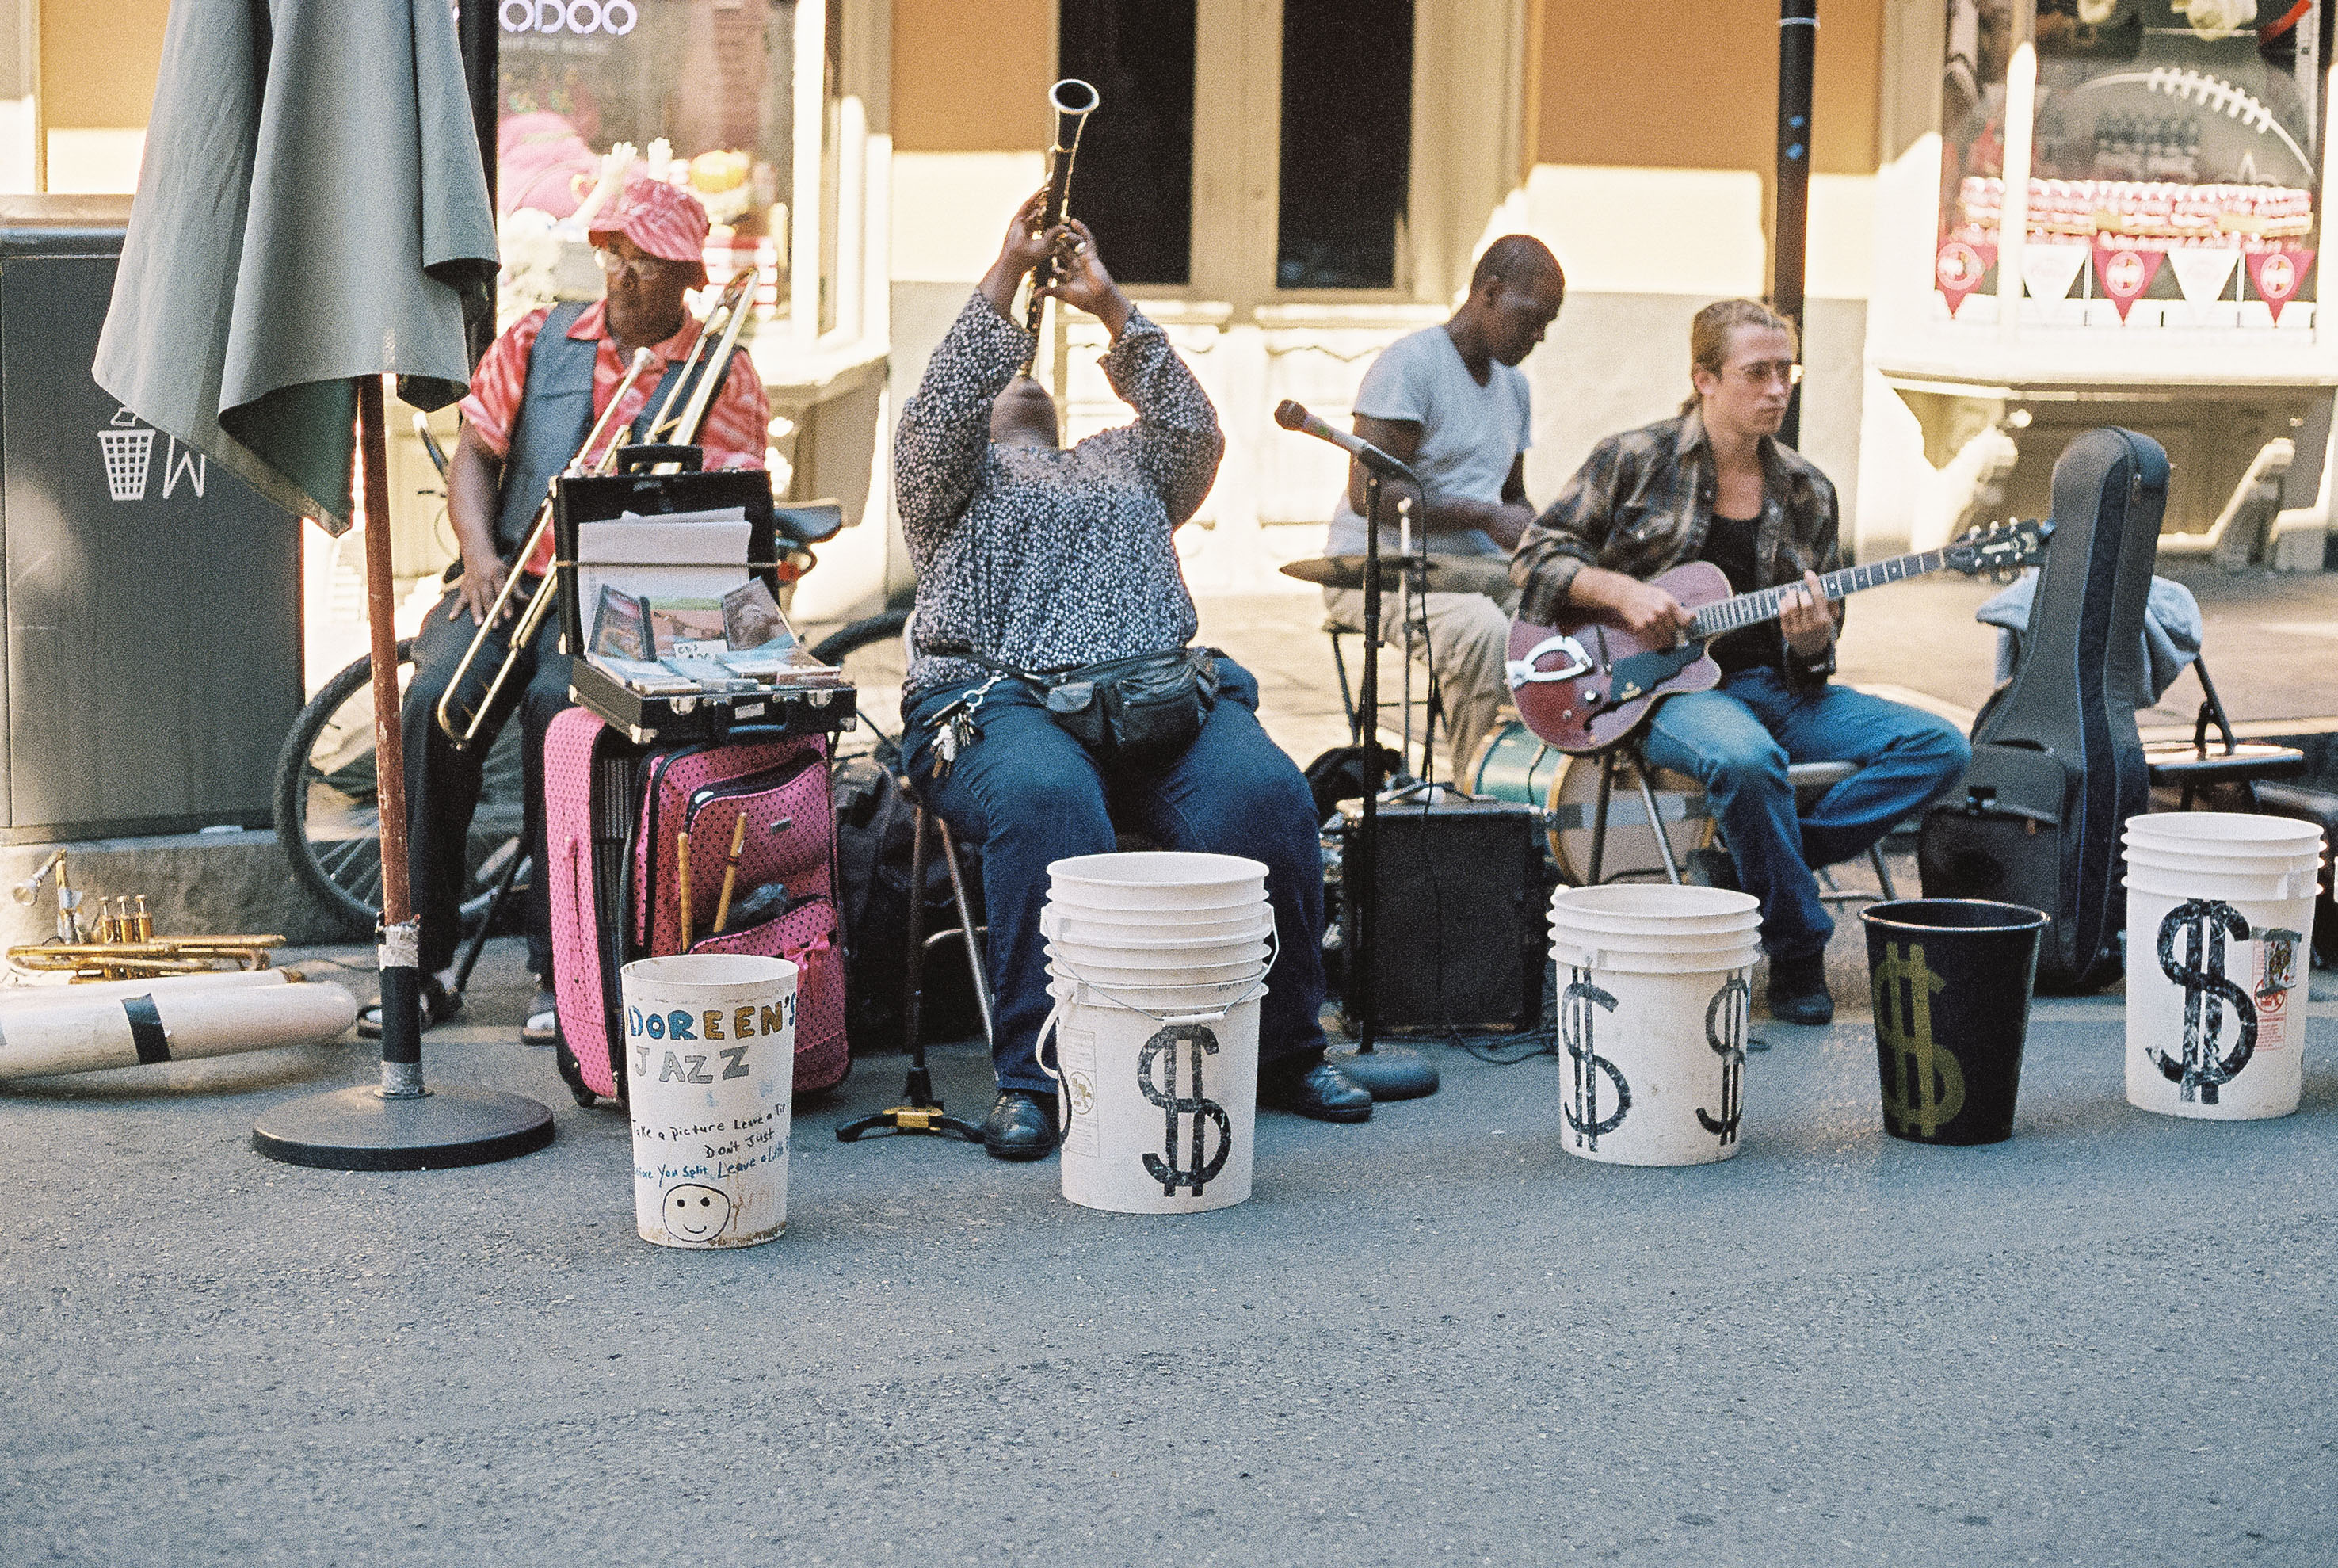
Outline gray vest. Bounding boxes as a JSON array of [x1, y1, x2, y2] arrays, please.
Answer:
[[490, 301, 711, 553]]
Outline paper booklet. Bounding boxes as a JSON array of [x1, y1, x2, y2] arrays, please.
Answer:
[[585, 577, 845, 697]]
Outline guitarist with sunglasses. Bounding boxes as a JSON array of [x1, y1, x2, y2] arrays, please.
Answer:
[[1508, 299, 1970, 1024]]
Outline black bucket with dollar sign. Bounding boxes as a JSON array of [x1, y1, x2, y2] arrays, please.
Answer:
[[1858, 899, 2050, 1146]]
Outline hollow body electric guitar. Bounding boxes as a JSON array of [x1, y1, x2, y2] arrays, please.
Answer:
[[1505, 519, 2050, 754]]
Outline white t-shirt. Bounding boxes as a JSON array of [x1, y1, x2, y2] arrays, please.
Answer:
[[1326, 325, 1532, 558]]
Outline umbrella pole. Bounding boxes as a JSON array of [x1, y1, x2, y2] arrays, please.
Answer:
[[360, 375, 426, 1095], [251, 377, 554, 1171]]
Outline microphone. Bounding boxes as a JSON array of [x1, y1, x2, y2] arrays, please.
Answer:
[[1273, 399, 1416, 482]]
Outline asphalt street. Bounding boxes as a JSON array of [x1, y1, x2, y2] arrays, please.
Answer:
[[2, 934, 2333, 1567]]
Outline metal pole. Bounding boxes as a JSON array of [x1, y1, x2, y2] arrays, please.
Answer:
[[456, 0, 499, 328], [456, 2, 498, 211], [1354, 468, 1382, 1059], [1326, 471, 1437, 1101], [1775, 0, 1816, 449]]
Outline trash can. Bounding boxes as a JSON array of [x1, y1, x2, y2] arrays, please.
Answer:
[[0, 196, 300, 841], [1859, 899, 2050, 1146]]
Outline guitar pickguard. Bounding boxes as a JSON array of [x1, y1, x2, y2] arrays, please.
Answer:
[[1586, 642, 1709, 706]]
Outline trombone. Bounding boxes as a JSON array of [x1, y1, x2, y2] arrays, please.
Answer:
[[434, 269, 760, 748]]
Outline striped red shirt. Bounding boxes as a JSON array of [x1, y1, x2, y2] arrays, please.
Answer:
[[459, 300, 770, 472]]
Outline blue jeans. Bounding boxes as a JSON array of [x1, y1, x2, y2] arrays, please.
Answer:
[[902, 658, 1329, 1094], [1639, 668, 1970, 965]]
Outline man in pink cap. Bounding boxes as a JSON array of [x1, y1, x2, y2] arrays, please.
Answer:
[[367, 177, 772, 1044]]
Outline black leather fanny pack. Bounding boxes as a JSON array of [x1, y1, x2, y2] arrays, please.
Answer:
[[1039, 647, 1222, 764], [945, 644, 1222, 765]]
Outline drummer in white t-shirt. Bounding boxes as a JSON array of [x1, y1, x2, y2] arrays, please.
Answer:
[[1322, 235, 1566, 779]]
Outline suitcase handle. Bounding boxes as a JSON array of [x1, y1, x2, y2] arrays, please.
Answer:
[[612, 444, 704, 473]]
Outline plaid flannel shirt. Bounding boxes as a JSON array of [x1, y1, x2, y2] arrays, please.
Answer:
[[1509, 409, 1844, 682]]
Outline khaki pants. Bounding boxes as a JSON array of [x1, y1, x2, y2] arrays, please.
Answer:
[[1324, 582, 1520, 783]]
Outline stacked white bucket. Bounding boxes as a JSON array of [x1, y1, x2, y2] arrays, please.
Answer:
[[2123, 812, 2325, 1120], [1548, 885, 1763, 1166], [1040, 852, 1275, 1215]]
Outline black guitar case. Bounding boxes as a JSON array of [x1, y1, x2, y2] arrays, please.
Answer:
[[1918, 427, 2167, 992]]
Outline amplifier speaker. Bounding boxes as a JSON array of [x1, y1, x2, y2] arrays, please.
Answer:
[[1337, 798, 1548, 1033]]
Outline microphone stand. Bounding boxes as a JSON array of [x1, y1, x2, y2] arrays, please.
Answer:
[[1329, 472, 1440, 1101]]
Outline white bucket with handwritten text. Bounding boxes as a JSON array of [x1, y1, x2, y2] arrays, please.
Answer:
[[620, 954, 797, 1247], [2123, 862, 2317, 1122]]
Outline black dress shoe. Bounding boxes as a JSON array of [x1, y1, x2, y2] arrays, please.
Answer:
[[982, 1090, 1060, 1161], [1766, 954, 1834, 1026], [1260, 1056, 1373, 1123]]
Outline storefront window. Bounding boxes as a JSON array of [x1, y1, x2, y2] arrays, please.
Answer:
[[494, 0, 798, 322], [1937, 0, 2325, 324]]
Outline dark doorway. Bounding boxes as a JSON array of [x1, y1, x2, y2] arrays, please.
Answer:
[[1277, 0, 1413, 289], [1058, 0, 1198, 287]]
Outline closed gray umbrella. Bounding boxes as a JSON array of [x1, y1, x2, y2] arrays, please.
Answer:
[[95, 0, 494, 528], [97, 0, 552, 1169]]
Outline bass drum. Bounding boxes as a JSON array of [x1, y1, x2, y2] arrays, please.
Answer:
[[1465, 719, 1710, 885]]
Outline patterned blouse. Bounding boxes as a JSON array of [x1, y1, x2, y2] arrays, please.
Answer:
[[894, 293, 1223, 703]]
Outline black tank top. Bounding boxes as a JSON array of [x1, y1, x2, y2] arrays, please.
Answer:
[[1697, 513, 1778, 674]]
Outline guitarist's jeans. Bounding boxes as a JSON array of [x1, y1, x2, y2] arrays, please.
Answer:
[[901, 658, 1330, 1097], [1641, 669, 1970, 965]]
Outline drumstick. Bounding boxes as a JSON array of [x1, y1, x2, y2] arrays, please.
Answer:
[[677, 831, 694, 951], [712, 812, 749, 934]]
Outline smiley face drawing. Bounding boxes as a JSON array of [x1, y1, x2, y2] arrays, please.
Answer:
[[662, 1183, 733, 1244]]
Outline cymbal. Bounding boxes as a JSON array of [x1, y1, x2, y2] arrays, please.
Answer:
[[1278, 555, 1514, 595]]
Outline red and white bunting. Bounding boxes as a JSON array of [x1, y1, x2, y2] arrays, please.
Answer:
[[2092, 241, 2164, 322], [2247, 247, 2314, 323], [1936, 238, 1995, 318]]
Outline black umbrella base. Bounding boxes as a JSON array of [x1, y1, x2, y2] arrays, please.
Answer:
[[253, 1085, 555, 1171], [1328, 1044, 1440, 1101]]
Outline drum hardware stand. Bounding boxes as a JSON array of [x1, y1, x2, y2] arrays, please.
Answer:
[[1327, 474, 1439, 1101], [1382, 523, 1454, 808], [837, 780, 984, 1143]]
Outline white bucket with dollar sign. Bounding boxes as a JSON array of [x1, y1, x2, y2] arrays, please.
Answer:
[[620, 954, 797, 1247], [1550, 948, 1756, 1168], [2124, 860, 2317, 1121], [1039, 987, 1261, 1214]]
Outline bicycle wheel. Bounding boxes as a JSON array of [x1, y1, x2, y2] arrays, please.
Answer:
[[812, 609, 911, 766], [273, 643, 530, 935]]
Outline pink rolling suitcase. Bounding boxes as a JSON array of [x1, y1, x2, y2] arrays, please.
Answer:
[[544, 708, 849, 1108]]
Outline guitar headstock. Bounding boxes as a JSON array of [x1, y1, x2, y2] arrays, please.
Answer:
[[1943, 517, 2051, 582]]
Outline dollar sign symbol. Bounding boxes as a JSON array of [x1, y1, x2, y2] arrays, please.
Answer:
[[1697, 972, 1750, 1146], [2153, 899, 2256, 1104], [1559, 968, 1629, 1151], [1875, 941, 1965, 1137], [1138, 1025, 1230, 1196]]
